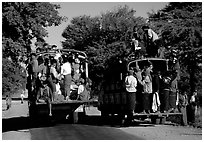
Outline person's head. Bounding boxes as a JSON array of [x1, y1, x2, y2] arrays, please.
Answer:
[[44, 58, 50, 66], [149, 64, 153, 70], [36, 47, 41, 53], [193, 90, 197, 96], [80, 78, 85, 84], [142, 25, 150, 31], [128, 70, 134, 76], [37, 56, 44, 65], [31, 52, 36, 60], [133, 25, 137, 32], [43, 43, 49, 48], [183, 91, 187, 95], [52, 45, 57, 49], [51, 59, 57, 67], [62, 54, 68, 63], [144, 69, 151, 76], [157, 70, 161, 75]]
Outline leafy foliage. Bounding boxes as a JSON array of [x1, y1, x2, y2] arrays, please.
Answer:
[[2, 58, 27, 97], [62, 5, 146, 85], [2, 2, 64, 96], [148, 2, 202, 95], [2, 2, 63, 58]]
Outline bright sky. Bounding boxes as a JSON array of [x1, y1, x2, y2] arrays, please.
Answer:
[[44, 2, 168, 48]]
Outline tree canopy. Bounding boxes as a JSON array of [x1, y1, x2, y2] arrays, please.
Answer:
[[2, 2, 64, 97], [2, 2, 63, 60], [148, 2, 202, 94], [62, 5, 146, 84]]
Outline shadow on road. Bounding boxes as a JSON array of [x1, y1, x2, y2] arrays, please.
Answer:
[[2, 114, 155, 133], [79, 115, 155, 127], [2, 116, 56, 133]]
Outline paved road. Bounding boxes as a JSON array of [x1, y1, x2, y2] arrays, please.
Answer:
[[2, 100, 202, 140]]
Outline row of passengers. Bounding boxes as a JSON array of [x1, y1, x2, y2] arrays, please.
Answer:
[[28, 53, 86, 102], [126, 64, 178, 118], [138, 66, 177, 113]]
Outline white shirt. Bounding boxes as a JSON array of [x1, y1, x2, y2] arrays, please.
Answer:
[[61, 62, 71, 75], [50, 66, 59, 78], [78, 84, 84, 94], [125, 75, 137, 92], [148, 29, 159, 41]]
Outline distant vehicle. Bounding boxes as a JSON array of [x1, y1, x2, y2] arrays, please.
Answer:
[[27, 49, 93, 123]]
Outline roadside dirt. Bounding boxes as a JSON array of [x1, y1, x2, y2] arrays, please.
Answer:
[[2, 100, 202, 140]]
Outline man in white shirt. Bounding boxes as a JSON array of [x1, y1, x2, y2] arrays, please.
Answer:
[[60, 55, 72, 101], [125, 70, 137, 125]]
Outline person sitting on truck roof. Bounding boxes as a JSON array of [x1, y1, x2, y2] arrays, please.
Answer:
[[132, 26, 142, 51], [142, 25, 159, 57]]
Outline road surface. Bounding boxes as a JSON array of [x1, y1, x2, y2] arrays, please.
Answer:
[[2, 100, 202, 140]]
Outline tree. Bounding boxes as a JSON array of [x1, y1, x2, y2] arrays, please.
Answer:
[[2, 2, 64, 96], [2, 2, 63, 60], [148, 2, 202, 95], [62, 5, 146, 86]]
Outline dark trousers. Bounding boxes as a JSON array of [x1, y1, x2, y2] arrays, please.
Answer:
[[142, 93, 151, 111], [126, 91, 136, 121], [162, 89, 170, 111], [146, 41, 158, 57], [189, 104, 196, 123], [47, 76, 56, 93], [169, 91, 177, 109]]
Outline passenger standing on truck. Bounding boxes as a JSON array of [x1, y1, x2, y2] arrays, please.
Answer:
[[160, 71, 172, 113], [60, 55, 72, 101], [30, 53, 39, 91], [50, 59, 61, 101], [141, 69, 152, 114], [142, 26, 159, 57], [72, 58, 81, 82], [152, 70, 161, 112], [169, 71, 178, 113], [27, 53, 38, 102], [41, 58, 56, 102], [125, 70, 137, 124]]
